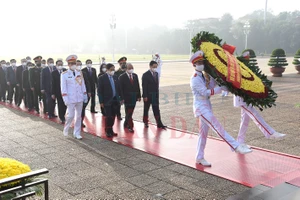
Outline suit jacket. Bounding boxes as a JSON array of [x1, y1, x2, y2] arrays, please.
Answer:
[[142, 70, 159, 102], [0, 67, 7, 85], [98, 73, 121, 105], [41, 66, 56, 93], [16, 65, 26, 86], [82, 70, 91, 94], [5, 66, 17, 85], [119, 72, 141, 104], [82, 67, 97, 92], [51, 68, 66, 98], [29, 67, 41, 90], [22, 69, 30, 89]]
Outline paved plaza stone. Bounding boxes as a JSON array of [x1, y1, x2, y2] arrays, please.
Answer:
[[0, 67, 299, 199]]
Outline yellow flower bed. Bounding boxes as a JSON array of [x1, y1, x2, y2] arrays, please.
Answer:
[[200, 42, 266, 94], [0, 158, 31, 187]]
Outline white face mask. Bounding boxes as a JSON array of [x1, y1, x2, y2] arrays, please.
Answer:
[[11, 63, 16, 67], [57, 66, 63, 70], [195, 64, 204, 71], [102, 68, 107, 72], [41, 64, 46, 67], [108, 70, 115, 76], [22, 62, 27, 66], [76, 65, 82, 71], [127, 69, 134, 74], [70, 65, 76, 70], [49, 63, 54, 67], [27, 59, 31, 63], [151, 68, 157, 72], [1, 64, 6, 67], [87, 64, 92, 68]]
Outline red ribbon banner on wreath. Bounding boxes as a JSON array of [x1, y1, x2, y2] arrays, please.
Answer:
[[222, 44, 241, 89]]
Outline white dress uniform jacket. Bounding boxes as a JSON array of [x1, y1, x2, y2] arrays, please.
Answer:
[[61, 69, 87, 104]]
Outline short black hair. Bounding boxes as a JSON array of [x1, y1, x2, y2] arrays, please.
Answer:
[[149, 61, 157, 66], [47, 58, 53, 62], [86, 59, 92, 64], [56, 60, 62, 65], [106, 63, 114, 70]]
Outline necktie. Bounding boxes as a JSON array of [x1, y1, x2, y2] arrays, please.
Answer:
[[89, 68, 92, 76], [130, 74, 133, 84], [109, 75, 116, 97], [73, 71, 75, 76], [153, 72, 157, 82]]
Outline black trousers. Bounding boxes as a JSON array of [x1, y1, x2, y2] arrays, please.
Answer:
[[7, 84, 16, 102], [0, 83, 7, 101], [41, 93, 47, 113], [57, 95, 66, 122], [32, 88, 40, 112], [104, 99, 119, 134], [143, 99, 163, 126], [16, 85, 24, 106], [81, 101, 88, 124], [45, 92, 55, 117], [88, 92, 96, 112], [124, 102, 136, 128], [25, 88, 33, 110]]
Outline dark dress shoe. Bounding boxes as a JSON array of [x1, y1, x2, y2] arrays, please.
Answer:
[[91, 111, 98, 113], [112, 132, 118, 136], [106, 133, 113, 138], [81, 123, 86, 128], [144, 123, 149, 128], [157, 124, 167, 129], [117, 116, 122, 120]]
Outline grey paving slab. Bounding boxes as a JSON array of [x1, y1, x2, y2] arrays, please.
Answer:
[[163, 189, 199, 199], [144, 181, 179, 195], [126, 174, 160, 187], [102, 180, 138, 195]]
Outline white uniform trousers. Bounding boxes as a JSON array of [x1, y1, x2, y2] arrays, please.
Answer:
[[237, 105, 275, 143], [196, 105, 239, 161], [64, 102, 83, 137]]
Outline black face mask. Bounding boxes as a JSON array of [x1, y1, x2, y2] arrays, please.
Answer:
[[121, 64, 126, 69], [36, 63, 41, 67]]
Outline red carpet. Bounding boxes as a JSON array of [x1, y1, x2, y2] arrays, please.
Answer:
[[1, 101, 300, 188]]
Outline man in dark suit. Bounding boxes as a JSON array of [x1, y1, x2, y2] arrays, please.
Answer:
[[0, 60, 7, 102], [98, 63, 122, 137], [52, 60, 67, 123], [76, 60, 91, 127], [119, 63, 141, 132], [23, 62, 34, 111], [16, 59, 28, 106], [41, 58, 57, 118], [29, 56, 42, 114], [6, 59, 17, 103], [114, 56, 127, 120], [81, 59, 97, 113], [142, 60, 167, 129]]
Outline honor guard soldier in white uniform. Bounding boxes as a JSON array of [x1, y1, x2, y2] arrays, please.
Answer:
[[233, 51, 286, 146], [190, 51, 252, 167], [61, 55, 88, 139]]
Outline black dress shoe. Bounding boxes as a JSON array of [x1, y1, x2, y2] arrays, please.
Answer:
[[157, 124, 167, 129], [144, 123, 149, 128], [106, 133, 113, 138], [112, 132, 118, 136], [91, 111, 98, 113], [81, 123, 86, 128]]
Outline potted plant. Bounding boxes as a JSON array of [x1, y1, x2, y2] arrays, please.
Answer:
[[292, 49, 300, 74], [268, 48, 288, 77], [242, 49, 258, 68]]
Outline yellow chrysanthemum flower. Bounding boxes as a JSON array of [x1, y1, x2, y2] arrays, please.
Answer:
[[200, 42, 266, 94], [0, 158, 31, 187]]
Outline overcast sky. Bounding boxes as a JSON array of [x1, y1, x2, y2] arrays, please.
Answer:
[[0, 0, 299, 56]]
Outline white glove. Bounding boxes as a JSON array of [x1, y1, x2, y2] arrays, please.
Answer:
[[83, 94, 88, 103], [214, 86, 222, 94], [221, 86, 228, 91]]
